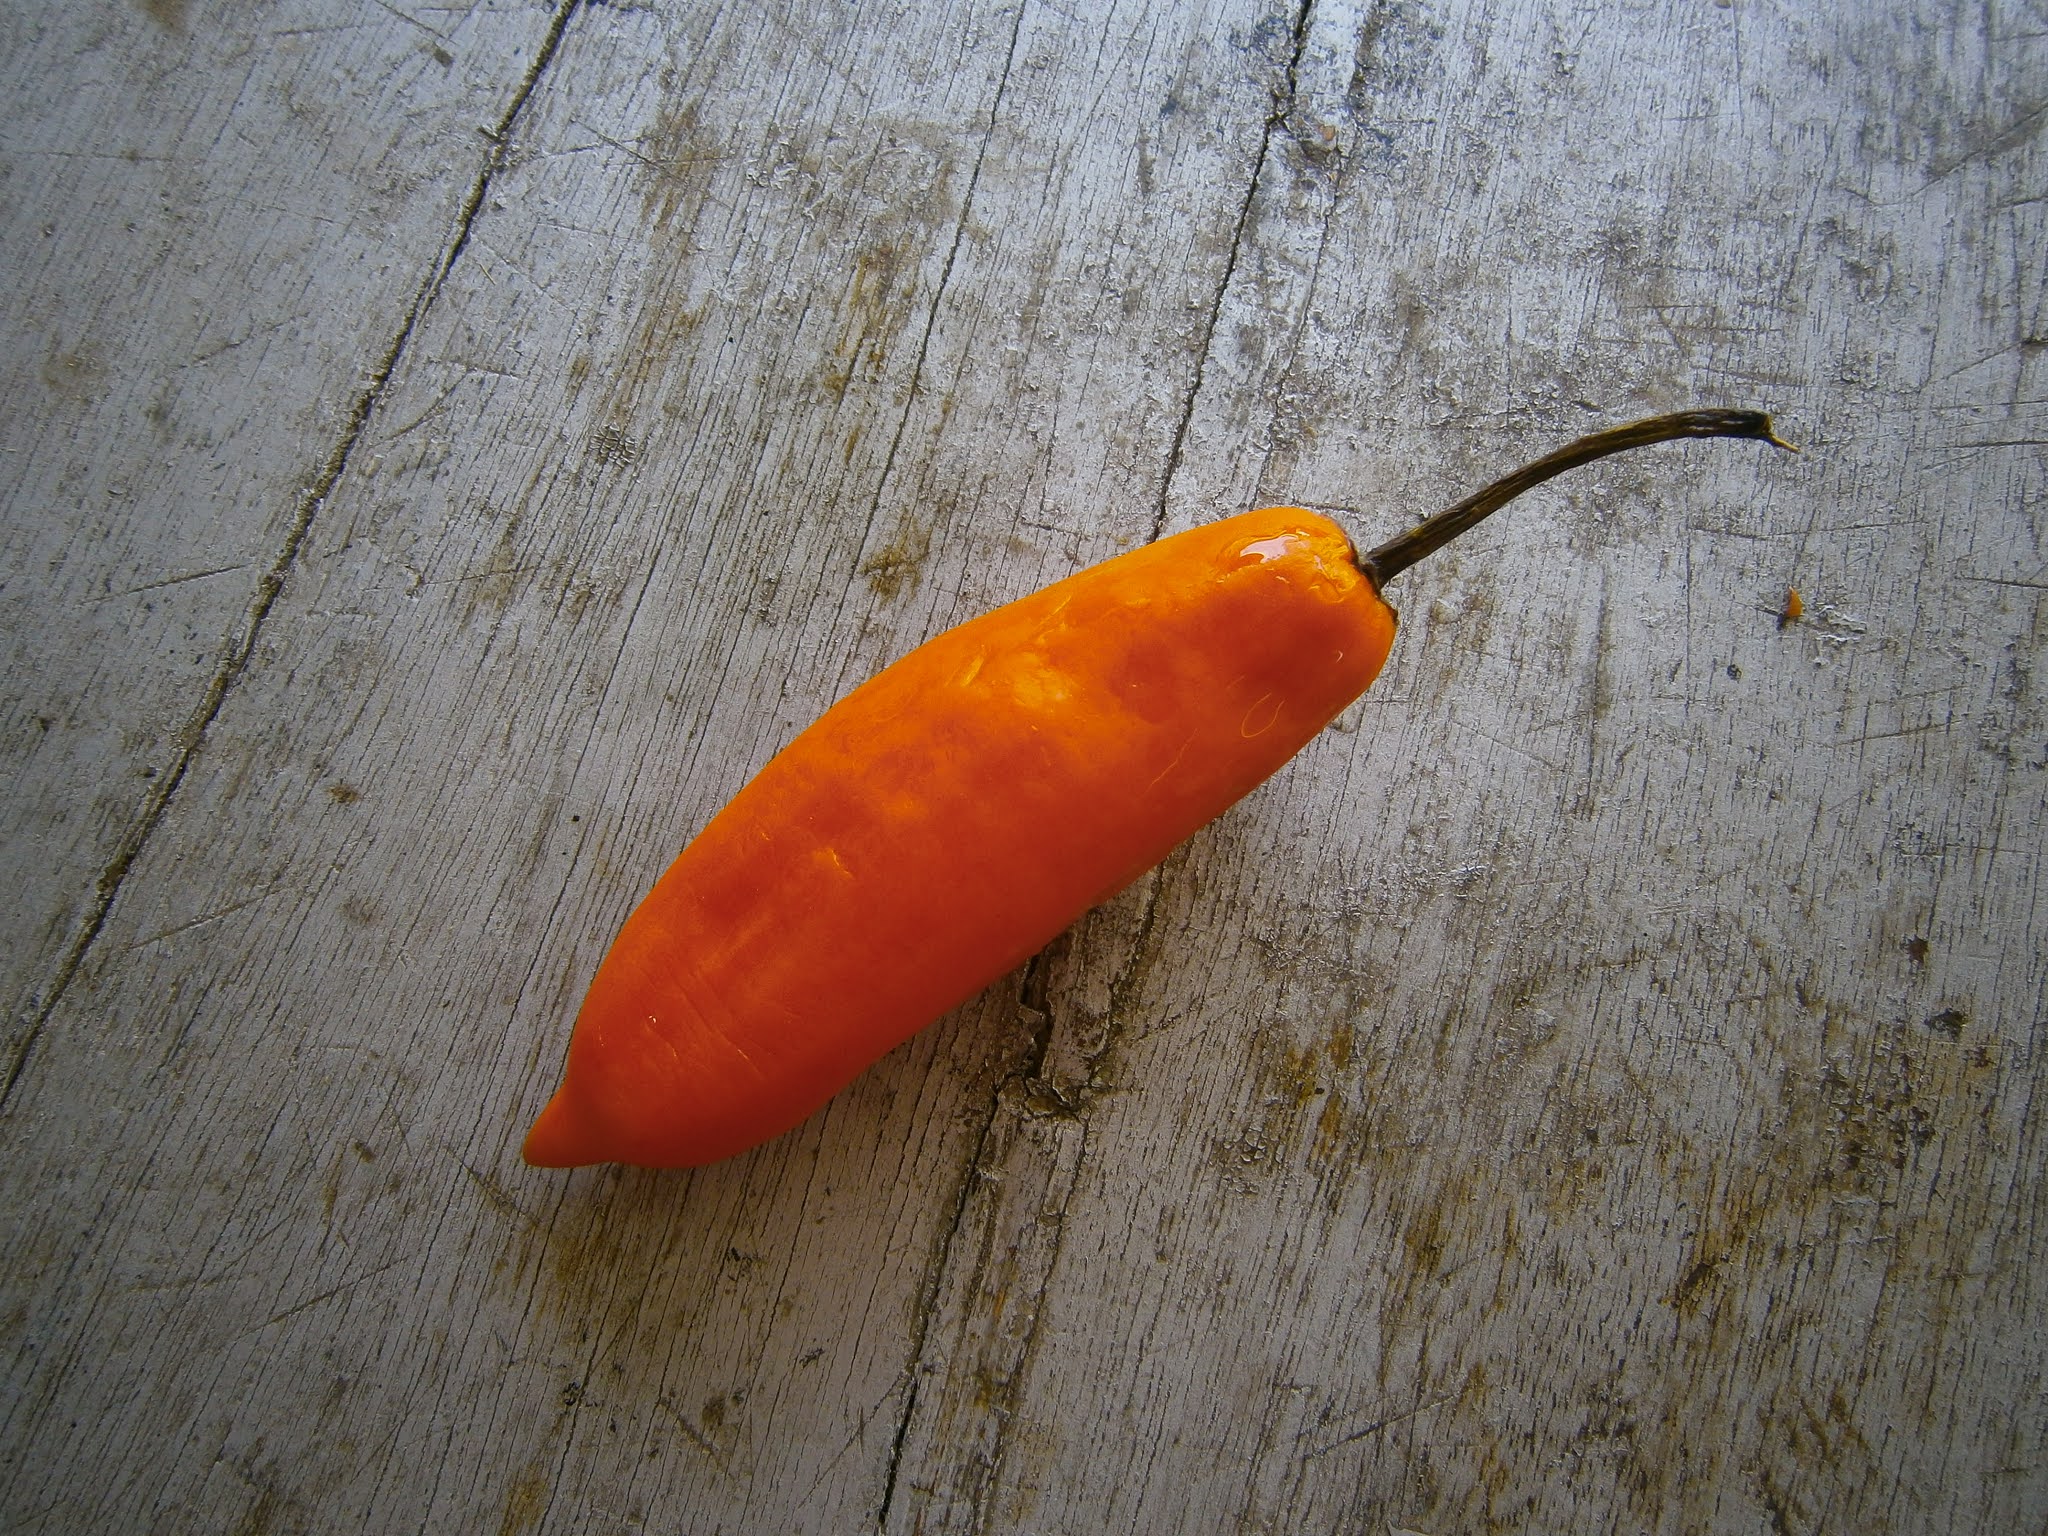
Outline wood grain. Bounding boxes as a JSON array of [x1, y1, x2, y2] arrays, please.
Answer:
[[0, 0, 570, 1090], [3, 0, 2043, 1531]]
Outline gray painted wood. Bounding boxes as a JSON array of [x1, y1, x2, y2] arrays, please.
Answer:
[[4, 1, 2043, 1532]]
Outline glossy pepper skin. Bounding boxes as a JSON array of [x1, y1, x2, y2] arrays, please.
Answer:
[[524, 508, 1395, 1168]]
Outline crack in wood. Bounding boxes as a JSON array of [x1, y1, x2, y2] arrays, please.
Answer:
[[877, 13, 1326, 1512], [0, 0, 586, 1114], [1150, 0, 1314, 544], [875, 1377, 919, 1527], [871, 11, 1038, 1530], [844, 5, 1031, 606], [897, 86, 1413, 1519]]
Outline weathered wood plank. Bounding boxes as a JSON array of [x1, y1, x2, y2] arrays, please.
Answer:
[[887, 2, 2048, 1531], [2, 0, 2043, 1532], [3, 0, 1302, 1530], [0, 0, 569, 1085]]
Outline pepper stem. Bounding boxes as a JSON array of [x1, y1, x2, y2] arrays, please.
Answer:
[[1357, 409, 1796, 590]]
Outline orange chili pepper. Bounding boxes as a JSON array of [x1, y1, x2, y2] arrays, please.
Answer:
[[525, 410, 1789, 1168]]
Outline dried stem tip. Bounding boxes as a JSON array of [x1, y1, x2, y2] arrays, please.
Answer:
[[1359, 409, 1796, 590]]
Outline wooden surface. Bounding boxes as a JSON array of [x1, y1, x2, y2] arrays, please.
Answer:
[[3, 0, 2043, 1530]]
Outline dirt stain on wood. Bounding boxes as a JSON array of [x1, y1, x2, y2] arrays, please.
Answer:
[[1666, 1021, 2004, 1320], [463, 508, 528, 622], [137, 0, 189, 32], [860, 519, 931, 599], [638, 99, 720, 236], [41, 346, 105, 404], [600, 292, 707, 426], [825, 239, 914, 397], [495, 1462, 550, 1536]]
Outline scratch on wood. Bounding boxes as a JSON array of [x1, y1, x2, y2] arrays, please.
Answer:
[[117, 884, 285, 952], [1300, 1392, 1456, 1459], [93, 564, 252, 602], [461, 1161, 541, 1231], [239, 1252, 411, 1341], [656, 1395, 735, 1480], [794, 1371, 907, 1515]]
